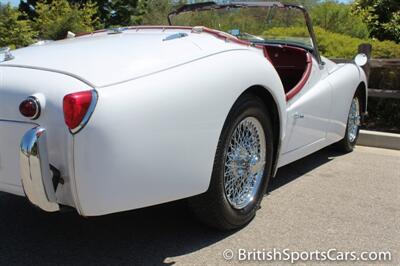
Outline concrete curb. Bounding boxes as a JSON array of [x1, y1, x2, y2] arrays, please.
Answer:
[[358, 130, 400, 150]]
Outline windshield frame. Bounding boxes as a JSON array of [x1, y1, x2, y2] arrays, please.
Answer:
[[168, 1, 323, 66]]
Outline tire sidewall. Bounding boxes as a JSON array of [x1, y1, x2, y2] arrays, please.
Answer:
[[212, 95, 274, 227], [344, 96, 361, 150]]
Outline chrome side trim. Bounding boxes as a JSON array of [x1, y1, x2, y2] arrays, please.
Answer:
[[20, 127, 60, 212], [70, 90, 98, 134]]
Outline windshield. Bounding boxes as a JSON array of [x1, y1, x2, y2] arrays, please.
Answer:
[[169, 2, 314, 51]]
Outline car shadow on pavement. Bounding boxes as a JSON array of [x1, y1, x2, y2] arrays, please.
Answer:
[[269, 146, 342, 193], [0, 147, 343, 266]]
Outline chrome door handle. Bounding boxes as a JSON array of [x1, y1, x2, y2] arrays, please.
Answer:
[[293, 112, 305, 119]]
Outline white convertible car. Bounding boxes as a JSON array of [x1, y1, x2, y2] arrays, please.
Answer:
[[0, 2, 367, 230]]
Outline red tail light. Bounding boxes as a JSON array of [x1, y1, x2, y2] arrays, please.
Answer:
[[19, 96, 40, 120], [63, 90, 97, 133]]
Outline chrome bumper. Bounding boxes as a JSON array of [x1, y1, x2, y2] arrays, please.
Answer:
[[20, 127, 60, 212]]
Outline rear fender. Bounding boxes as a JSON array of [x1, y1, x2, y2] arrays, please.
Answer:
[[73, 49, 286, 216]]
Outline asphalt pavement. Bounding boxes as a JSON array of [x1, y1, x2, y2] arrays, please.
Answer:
[[0, 146, 399, 265]]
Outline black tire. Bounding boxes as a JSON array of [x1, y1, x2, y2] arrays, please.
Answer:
[[189, 94, 274, 230], [335, 94, 361, 153]]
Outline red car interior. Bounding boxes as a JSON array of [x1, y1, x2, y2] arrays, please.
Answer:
[[263, 45, 312, 100]]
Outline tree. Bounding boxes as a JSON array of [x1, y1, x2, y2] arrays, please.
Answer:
[[20, 0, 142, 28], [67, 0, 111, 26], [69, 0, 144, 27], [111, 0, 141, 26], [352, 0, 400, 43], [33, 0, 99, 40], [19, 0, 40, 19], [141, 0, 174, 25], [0, 3, 36, 48], [311, 0, 369, 39]]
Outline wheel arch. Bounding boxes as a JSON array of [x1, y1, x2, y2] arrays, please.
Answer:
[[240, 85, 282, 177], [356, 81, 368, 118]]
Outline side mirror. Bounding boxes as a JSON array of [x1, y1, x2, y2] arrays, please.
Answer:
[[354, 53, 368, 67]]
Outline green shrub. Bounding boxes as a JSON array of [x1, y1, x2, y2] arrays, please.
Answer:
[[0, 4, 36, 48], [262, 26, 400, 59], [370, 39, 400, 58], [311, 1, 369, 39], [34, 0, 99, 40]]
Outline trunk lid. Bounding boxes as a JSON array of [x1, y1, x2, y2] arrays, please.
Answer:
[[1, 28, 238, 88]]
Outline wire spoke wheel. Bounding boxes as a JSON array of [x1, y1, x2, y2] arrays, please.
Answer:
[[188, 95, 273, 230], [347, 97, 361, 143], [223, 117, 266, 209]]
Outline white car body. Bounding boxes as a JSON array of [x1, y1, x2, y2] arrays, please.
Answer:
[[0, 18, 367, 216]]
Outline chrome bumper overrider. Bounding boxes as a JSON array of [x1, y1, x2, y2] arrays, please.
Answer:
[[20, 127, 60, 212]]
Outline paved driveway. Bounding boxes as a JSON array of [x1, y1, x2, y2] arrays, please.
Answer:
[[0, 146, 399, 265]]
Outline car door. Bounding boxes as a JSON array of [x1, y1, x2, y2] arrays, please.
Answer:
[[281, 57, 332, 154]]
